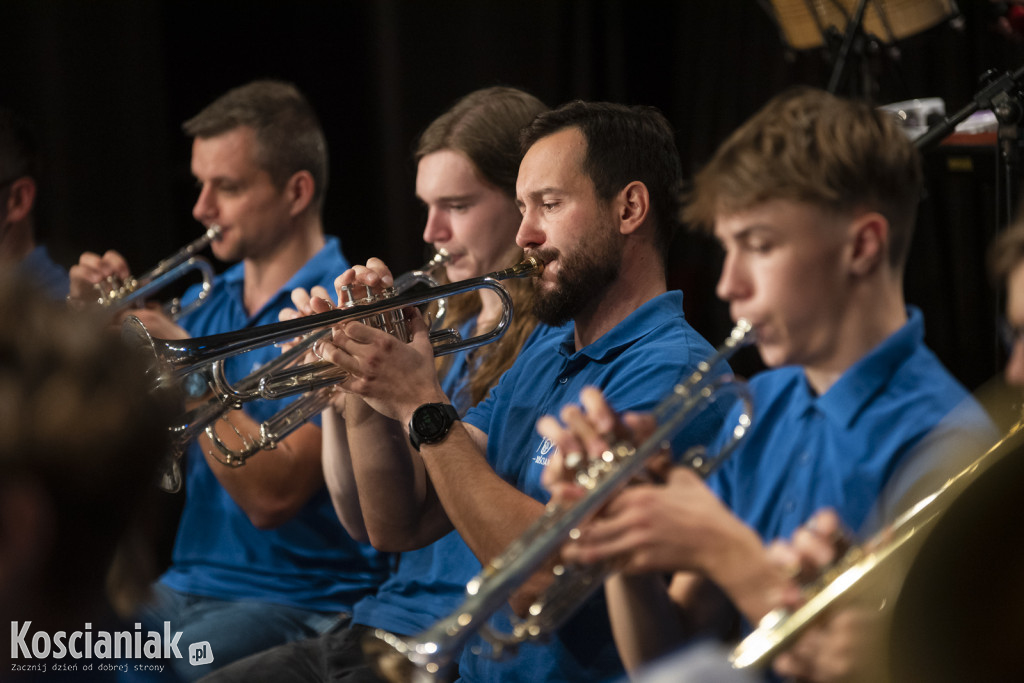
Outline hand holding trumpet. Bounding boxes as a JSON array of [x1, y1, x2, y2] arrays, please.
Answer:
[[761, 510, 882, 683], [539, 391, 881, 681], [538, 387, 767, 579], [68, 247, 132, 301], [292, 257, 449, 425], [69, 225, 222, 337], [71, 249, 190, 339], [277, 283, 345, 408]]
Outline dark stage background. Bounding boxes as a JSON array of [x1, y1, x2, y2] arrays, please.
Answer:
[[3, 0, 1023, 390]]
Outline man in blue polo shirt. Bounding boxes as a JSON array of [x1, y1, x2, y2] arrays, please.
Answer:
[[68, 80, 389, 681], [537, 87, 996, 677], [310, 101, 730, 682], [763, 190, 1024, 683]]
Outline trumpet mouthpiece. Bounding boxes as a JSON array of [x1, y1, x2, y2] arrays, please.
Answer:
[[515, 255, 545, 276], [489, 257, 544, 281]]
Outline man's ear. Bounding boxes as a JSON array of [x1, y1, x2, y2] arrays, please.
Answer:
[[617, 181, 650, 235], [285, 170, 315, 217], [4, 177, 37, 224], [848, 211, 888, 276]]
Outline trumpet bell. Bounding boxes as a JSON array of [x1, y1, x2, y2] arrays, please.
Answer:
[[887, 417, 1024, 682], [122, 314, 181, 390]]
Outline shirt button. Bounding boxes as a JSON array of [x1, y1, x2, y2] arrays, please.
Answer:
[[784, 500, 795, 513], [558, 376, 568, 384]]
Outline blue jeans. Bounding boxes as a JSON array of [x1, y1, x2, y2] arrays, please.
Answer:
[[126, 582, 349, 682]]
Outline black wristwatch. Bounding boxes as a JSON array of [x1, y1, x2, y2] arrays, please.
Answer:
[[408, 402, 460, 451]]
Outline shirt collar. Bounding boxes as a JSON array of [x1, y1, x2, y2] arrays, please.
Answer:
[[218, 236, 343, 320], [805, 306, 925, 428], [557, 290, 686, 363]]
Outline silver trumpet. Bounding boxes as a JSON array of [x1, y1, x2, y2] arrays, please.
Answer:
[[157, 332, 342, 489], [92, 224, 221, 320], [143, 253, 531, 488], [123, 256, 540, 395], [729, 413, 1023, 672], [368, 320, 756, 683], [204, 387, 336, 468], [200, 253, 462, 467]]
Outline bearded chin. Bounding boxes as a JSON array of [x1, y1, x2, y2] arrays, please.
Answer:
[[532, 282, 579, 326], [532, 252, 620, 326]]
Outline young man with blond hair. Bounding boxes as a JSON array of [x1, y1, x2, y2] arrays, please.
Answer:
[[540, 88, 995, 677]]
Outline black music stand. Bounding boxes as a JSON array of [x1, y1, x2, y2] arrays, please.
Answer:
[[827, 0, 871, 94]]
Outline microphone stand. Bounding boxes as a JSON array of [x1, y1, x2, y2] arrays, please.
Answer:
[[913, 64, 1024, 377], [914, 64, 1024, 229]]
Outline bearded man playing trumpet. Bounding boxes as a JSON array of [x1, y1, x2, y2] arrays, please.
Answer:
[[537, 88, 998, 682], [264, 101, 729, 683], [67, 80, 389, 681]]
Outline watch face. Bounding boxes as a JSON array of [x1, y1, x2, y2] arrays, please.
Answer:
[[413, 404, 447, 439]]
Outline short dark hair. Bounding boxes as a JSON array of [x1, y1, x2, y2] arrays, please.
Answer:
[[684, 87, 923, 270], [183, 80, 328, 213], [521, 100, 683, 256]]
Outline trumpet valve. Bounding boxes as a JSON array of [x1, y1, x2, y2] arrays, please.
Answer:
[[95, 274, 132, 306], [338, 283, 376, 309]]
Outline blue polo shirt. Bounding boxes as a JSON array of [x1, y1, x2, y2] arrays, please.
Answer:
[[708, 307, 993, 542], [459, 290, 730, 683], [19, 244, 69, 299], [351, 321, 567, 636], [160, 236, 391, 612]]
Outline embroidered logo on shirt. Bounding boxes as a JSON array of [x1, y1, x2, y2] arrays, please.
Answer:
[[533, 436, 555, 466]]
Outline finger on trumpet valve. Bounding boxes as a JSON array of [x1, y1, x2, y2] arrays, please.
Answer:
[[311, 338, 328, 362], [563, 451, 585, 473], [339, 283, 377, 308], [95, 274, 123, 304]]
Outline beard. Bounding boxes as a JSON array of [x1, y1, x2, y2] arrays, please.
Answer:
[[529, 220, 623, 326]]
